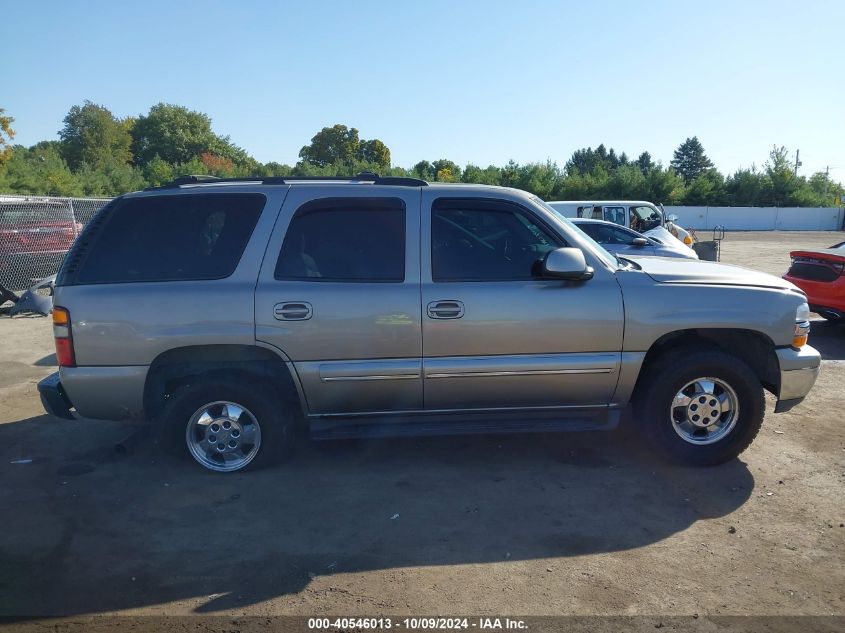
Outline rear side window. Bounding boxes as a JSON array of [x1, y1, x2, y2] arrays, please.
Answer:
[[71, 194, 264, 284], [275, 198, 405, 282]]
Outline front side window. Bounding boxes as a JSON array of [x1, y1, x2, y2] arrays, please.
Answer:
[[432, 200, 560, 281], [275, 198, 405, 282], [611, 226, 642, 245], [73, 193, 265, 284]]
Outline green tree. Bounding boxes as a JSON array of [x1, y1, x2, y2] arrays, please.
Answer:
[[724, 167, 764, 206], [762, 145, 798, 206], [432, 159, 462, 182], [644, 166, 685, 203], [0, 108, 15, 165], [358, 139, 391, 168], [499, 161, 561, 199], [411, 160, 434, 180], [606, 164, 648, 199], [143, 155, 175, 187], [461, 164, 502, 185], [76, 157, 145, 196], [565, 144, 615, 175], [635, 151, 654, 174], [806, 170, 844, 207], [681, 169, 725, 205], [0, 143, 81, 196], [130, 103, 219, 165], [58, 101, 133, 170], [298, 124, 361, 168], [670, 136, 714, 183]]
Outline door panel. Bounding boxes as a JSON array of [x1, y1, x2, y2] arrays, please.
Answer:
[[295, 358, 422, 414], [424, 352, 619, 409], [421, 192, 624, 410], [255, 187, 422, 415]]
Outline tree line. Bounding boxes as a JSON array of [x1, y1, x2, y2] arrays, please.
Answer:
[[0, 102, 841, 207]]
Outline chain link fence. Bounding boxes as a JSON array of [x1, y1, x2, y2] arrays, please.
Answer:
[[0, 194, 112, 293]]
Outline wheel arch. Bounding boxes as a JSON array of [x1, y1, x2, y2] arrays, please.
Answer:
[[634, 328, 781, 400], [143, 344, 304, 421]]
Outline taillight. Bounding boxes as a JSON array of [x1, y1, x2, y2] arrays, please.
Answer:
[[53, 307, 76, 367]]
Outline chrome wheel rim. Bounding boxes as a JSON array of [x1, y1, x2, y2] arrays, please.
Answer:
[[670, 377, 739, 445], [186, 401, 261, 472]]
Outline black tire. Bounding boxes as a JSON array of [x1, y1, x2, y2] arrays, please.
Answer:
[[634, 349, 765, 466], [155, 375, 294, 472]]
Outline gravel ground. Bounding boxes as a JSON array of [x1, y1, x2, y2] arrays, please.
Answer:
[[0, 231, 843, 621]]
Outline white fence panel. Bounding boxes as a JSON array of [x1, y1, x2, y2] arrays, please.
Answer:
[[707, 207, 778, 231], [664, 206, 843, 231], [663, 206, 705, 229], [775, 207, 843, 231]]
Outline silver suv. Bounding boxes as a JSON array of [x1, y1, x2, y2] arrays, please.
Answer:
[[39, 173, 821, 472]]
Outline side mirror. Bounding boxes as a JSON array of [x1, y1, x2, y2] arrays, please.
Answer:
[[542, 247, 594, 281], [667, 214, 679, 223], [632, 237, 648, 247]]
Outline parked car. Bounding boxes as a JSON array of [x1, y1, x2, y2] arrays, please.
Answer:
[[39, 174, 820, 473], [571, 219, 698, 260], [783, 243, 845, 321], [546, 200, 695, 250], [0, 198, 81, 291]]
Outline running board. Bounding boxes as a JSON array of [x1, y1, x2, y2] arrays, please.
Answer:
[[309, 408, 619, 440]]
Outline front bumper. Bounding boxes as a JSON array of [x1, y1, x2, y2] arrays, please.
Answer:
[[37, 372, 75, 419], [774, 345, 821, 413]]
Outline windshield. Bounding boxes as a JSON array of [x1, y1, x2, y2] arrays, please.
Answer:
[[531, 197, 619, 270]]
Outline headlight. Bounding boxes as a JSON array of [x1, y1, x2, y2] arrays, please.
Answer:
[[793, 302, 810, 348]]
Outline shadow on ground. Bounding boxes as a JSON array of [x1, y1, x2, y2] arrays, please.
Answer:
[[808, 319, 845, 360], [0, 414, 754, 617]]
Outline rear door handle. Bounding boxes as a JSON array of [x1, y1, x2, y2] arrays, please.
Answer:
[[274, 302, 313, 321], [427, 300, 465, 319]]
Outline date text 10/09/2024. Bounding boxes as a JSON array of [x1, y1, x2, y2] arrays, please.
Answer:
[[307, 618, 528, 630]]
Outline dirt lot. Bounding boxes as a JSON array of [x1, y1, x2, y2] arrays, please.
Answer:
[[1, 231, 843, 620]]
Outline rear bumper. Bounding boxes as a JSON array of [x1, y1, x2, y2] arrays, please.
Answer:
[[774, 345, 821, 413], [59, 365, 148, 420], [38, 372, 75, 419]]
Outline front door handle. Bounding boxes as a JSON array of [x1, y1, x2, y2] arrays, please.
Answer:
[[274, 302, 313, 321], [427, 300, 465, 319]]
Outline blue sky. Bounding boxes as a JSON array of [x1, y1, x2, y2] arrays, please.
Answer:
[[4, 0, 844, 178]]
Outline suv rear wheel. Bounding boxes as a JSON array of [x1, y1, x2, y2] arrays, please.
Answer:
[[635, 349, 765, 465], [158, 378, 293, 472]]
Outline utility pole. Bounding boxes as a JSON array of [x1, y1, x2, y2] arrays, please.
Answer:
[[823, 166, 829, 201], [794, 149, 802, 176]]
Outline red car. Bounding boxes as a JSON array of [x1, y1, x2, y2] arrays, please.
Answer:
[[784, 241, 845, 321], [0, 200, 82, 291]]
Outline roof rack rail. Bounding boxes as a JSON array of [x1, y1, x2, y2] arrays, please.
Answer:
[[146, 171, 428, 191]]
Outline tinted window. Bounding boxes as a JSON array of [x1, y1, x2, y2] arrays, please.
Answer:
[[576, 223, 612, 243], [432, 201, 560, 281], [610, 227, 639, 244], [73, 194, 264, 284], [275, 198, 405, 282]]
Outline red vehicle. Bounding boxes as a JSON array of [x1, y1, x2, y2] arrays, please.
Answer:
[[0, 199, 81, 291], [784, 241, 845, 321]]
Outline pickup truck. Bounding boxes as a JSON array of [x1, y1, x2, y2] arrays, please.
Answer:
[[38, 174, 821, 472]]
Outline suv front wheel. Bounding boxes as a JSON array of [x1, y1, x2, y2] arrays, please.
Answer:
[[635, 349, 765, 465], [158, 377, 293, 472]]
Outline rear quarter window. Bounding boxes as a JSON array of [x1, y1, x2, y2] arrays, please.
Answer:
[[67, 193, 265, 284]]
